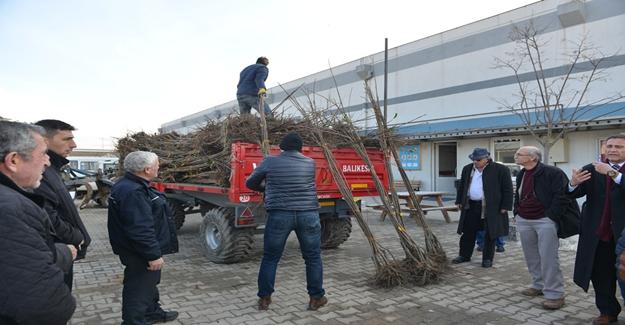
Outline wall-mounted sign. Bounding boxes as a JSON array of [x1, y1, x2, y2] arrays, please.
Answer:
[[399, 145, 421, 170]]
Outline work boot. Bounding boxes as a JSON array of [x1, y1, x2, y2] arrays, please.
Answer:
[[592, 314, 618, 325], [258, 296, 272, 311], [521, 287, 543, 297], [146, 310, 178, 324], [542, 297, 565, 310], [307, 296, 328, 311]]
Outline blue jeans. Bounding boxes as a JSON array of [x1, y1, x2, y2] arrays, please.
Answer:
[[476, 230, 505, 248], [237, 94, 273, 117], [257, 209, 325, 299]]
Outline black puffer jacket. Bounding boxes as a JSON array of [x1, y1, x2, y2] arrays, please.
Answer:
[[0, 172, 75, 325], [108, 172, 178, 261], [35, 151, 91, 259], [246, 150, 319, 211]]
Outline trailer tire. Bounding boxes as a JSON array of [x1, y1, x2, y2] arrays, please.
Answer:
[[320, 217, 352, 249], [199, 208, 254, 264], [167, 200, 187, 230]]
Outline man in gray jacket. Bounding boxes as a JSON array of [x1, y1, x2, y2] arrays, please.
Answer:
[[246, 132, 327, 311]]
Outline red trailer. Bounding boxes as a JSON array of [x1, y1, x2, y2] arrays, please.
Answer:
[[152, 142, 388, 263]]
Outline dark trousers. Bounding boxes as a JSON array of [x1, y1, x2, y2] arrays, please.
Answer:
[[64, 264, 73, 292], [459, 201, 495, 262], [591, 239, 621, 316], [119, 253, 162, 325]]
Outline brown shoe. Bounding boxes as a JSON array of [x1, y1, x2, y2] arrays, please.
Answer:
[[542, 297, 564, 310], [521, 287, 543, 297], [307, 296, 328, 311], [592, 314, 618, 325], [258, 296, 271, 311]]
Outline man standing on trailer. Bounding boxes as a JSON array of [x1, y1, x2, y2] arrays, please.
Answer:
[[236, 56, 273, 117]]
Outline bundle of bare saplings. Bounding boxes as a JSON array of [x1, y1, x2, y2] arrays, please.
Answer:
[[115, 114, 372, 186]]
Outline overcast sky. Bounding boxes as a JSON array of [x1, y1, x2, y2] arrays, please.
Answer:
[[0, 0, 537, 149]]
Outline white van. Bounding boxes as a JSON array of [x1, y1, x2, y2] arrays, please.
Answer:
[[67, 156, 118, 174]]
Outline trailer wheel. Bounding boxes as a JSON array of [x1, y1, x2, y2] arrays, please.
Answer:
[[168, 200, 187, 230], [199, 208, 254, 264], [320, 217, 352, 249]]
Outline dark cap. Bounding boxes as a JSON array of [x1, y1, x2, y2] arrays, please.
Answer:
[[469, 148, 490, 160], [279, 132, 303, 152]]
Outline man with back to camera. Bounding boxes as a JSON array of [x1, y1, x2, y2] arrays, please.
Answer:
[[0, 120, 76, 325], [237, 56, 273, 117], [570, 134, 625, 325], [453, 147, 513, 268], [34, 119, 92, 291], [108, 151, 179, 324], [246, 132, 327, 311]]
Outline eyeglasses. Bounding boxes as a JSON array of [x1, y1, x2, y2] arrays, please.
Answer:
[[514, 153, 530, 157]]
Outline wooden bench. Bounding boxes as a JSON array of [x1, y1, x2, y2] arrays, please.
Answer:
[[367, 203, 457, 221], [421, 205, 459, 212], [393, 180, 422, 191]]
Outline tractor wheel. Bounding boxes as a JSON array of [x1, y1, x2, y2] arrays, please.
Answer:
[[168, 200, 187, 230], [320, 217, 352, 249], [199, 208, 254, 264]]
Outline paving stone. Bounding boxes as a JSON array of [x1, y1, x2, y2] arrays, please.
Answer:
[[69, 208, 600, 324]]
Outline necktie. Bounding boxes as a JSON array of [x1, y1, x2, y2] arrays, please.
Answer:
[[613, 164, 620, 171]]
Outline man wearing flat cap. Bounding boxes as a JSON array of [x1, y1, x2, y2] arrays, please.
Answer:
[[246, 132, 327, 312], [453, 147, 513, 268]]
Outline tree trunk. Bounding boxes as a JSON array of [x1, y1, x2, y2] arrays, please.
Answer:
[[542, 142, 552, 165]]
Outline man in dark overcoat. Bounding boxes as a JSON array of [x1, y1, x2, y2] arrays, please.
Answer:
[[34, 119, 91, 291], [569, 134, 625, 325], [453, 147, 513, 268]]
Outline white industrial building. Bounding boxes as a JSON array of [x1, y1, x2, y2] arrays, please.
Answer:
[[162, 0, 625, 194]]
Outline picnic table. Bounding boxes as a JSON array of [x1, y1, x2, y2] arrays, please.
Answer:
[[368, 191, 458, 223]]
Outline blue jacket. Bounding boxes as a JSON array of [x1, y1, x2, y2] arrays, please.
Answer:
[[107, 172, 178, 261], [246, 150, 320, 211], [236, 63, 268, 96]]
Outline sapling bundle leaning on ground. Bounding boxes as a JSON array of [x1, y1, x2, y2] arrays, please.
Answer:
[[288, 97, 404, 287], [315, 79, 446, 285], [338, 104, 442, 286], [364, 82, 448, 267]]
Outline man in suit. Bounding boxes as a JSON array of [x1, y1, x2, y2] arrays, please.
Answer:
[[570, 134, 625, 325], [453, 147, 513, 268]]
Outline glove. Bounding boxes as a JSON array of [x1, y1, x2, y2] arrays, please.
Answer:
[[258, 88, 267, 96]]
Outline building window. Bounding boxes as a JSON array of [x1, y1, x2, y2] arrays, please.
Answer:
[[438, 143, 457, 177], [80, 161, 99, 172], [493, 138, 521, 177]]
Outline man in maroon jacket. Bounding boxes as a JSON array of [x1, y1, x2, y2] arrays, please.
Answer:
[[513, 146, 569, 310]]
